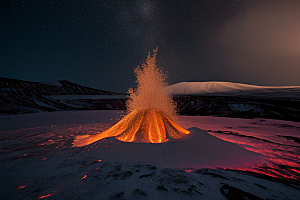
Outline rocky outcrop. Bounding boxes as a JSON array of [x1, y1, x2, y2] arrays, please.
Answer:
[[174, 95, 300, 122]]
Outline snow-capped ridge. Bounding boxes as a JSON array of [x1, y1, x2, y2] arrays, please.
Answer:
[[166, 81, 300, 95]]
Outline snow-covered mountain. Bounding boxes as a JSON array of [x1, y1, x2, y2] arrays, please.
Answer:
[[165, 82, 300, 121], [1, 78, 299, 121], [174, 95, 300, 121], [1, 77, 121, 95], [0, 77, 127, 114], [166, 81, 300, 98]]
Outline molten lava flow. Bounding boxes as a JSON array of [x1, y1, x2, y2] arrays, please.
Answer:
[[73, 47, 189, 147], [73, 109, 190, 147]]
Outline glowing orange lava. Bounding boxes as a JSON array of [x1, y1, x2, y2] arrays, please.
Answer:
[[73, 47, 189, 147], [81, 175, 87, 179], [73, 108, 190, 147]]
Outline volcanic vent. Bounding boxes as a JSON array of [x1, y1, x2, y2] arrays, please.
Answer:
[[73, 47, 189, 147]]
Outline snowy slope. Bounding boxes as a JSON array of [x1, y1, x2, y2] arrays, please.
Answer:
[[1, 110, 299, 199], [77, 127, 264, 169], [166, 81, 300, 96], [167, 82, 300, 121]]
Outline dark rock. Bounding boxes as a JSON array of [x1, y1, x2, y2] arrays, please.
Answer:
[[158, 169, 189, 184], [181, 190, 193, 196], [203, 172, 229, 180], [254, 183, 267, 190], [173, 188, 179, 193], [133, 164, 144, 168], [277, 135, 300, 144], [33, 189, 40, 193], [119, 171, 133, 180], [190, 185, 203, 195], [220, 184, 263, 200], [156, 185, 168, 192], [0, 77, 126, 114], [146, 165, 157, 170], [131, 189, 147, 197], [109, 191, 124, 200], [82, 161, 87, 165], [173, 95, 300, 122], [115, 165, 122, 170], [108, 171, 133, 180], [139, 172, 155, 179], [90, 160, 98, 165]]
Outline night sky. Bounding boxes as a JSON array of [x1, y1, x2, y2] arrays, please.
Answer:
[[1, 0, 299, 93]]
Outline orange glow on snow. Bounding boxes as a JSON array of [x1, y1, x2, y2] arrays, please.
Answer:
[[73, 47, 189, 147], [81, 175, 87, 179]]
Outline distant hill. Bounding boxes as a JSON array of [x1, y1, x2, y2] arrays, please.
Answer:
[[0, 77, 122, 95], [0, 77, 127, 114], [166, 81, 300, 99], [1, 78, 299, 121]]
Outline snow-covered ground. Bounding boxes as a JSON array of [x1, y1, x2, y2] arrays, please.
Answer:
[[1, 110, 299, 199]]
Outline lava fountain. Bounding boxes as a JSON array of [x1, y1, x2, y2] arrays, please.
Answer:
[[73, 47, 189, 147]]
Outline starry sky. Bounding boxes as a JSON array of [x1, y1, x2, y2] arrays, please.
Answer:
[[1, 0, 299, 93]]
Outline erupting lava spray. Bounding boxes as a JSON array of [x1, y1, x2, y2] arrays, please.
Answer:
[[73, 47, 189, 147], [126, 47, 176, 120]]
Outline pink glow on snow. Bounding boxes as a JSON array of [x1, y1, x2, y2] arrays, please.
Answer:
[[17, 185, 26, 189], [38, 194, 52, 199], [2, 111, 299, 185]]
